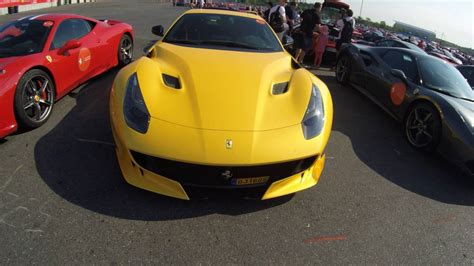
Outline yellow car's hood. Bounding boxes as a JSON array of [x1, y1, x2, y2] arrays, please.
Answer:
[[136, 43, 313, 131]]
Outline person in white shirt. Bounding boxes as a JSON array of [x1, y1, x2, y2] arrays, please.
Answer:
[[332, 9, 355, 70], [268, 0, 289, 41], [345, 9, 356, 29], [334, 9, 346, 42]]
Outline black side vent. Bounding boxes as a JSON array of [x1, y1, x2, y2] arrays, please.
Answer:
[[162, 74, 181, 89], [272, 82, 289, 95]]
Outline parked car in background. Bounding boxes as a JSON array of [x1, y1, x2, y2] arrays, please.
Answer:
[[362, 30, 384, 43], [440, 49, 463, 65], [427, 50, 460, 66]]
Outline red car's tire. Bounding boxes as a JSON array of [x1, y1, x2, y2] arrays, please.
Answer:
[[118, 34, 133, 66], [14, 69, 55, 129]]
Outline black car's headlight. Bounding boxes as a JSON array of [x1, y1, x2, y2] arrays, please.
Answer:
[[123, 73, 150, 134], [302, 84, 325, 140]]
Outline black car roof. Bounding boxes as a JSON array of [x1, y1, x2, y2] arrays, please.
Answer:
[[357, 45, 427, 57]]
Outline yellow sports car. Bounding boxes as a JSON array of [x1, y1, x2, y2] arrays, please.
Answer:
[[110, 9, 333, 200]]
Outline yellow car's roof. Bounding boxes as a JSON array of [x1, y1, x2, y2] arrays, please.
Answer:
[[184, 8, 262, 20]]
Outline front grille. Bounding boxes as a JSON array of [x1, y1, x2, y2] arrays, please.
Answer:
[[131, 151, 317, 188], [183, 186, 268, 200]]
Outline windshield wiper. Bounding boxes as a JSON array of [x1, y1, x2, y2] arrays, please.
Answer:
[[200, 40, 261, 50]]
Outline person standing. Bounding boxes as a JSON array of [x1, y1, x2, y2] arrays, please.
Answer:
[[340, 9, 355, 46], [285, 2, 298, 33], [263, 2, 274, 22], [268, 0, 288, 42], [334, 8, 346, 47], [312, 25, 329, 69], [332, 9, 355, 70], [294, 2, 321, 63]]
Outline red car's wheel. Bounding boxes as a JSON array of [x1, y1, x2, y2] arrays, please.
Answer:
[[118, 34, 133, 66], [14, 69, 55, 129]]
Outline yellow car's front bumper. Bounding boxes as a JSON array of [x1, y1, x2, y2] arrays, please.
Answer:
[[114, 131, 325, 200]]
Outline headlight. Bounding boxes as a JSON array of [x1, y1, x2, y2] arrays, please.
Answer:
[[302, 84, 325, 140], [123, 73, 150, 133]]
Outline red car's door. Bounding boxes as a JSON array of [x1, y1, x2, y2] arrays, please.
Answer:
[[47, 18, 97, 95], [74, 19, 104, 79], [86, 20, 111, 74]]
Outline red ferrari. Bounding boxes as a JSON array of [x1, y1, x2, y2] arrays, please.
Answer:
[[0, 14, 134, 138]]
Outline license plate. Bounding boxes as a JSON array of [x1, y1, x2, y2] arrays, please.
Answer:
[[231, 176, 269, 186]]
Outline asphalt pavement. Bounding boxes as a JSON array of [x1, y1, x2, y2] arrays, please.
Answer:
[[1, 1, 473, 264]]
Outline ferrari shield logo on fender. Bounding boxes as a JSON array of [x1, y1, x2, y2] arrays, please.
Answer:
[[45, 55, 52, 63], [225, 139, 233, 149]]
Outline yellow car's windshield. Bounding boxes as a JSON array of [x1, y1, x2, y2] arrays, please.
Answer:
[[163, 13, 283, 52]]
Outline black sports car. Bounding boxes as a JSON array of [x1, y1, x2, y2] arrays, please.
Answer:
[[336, 44, 474, 175]]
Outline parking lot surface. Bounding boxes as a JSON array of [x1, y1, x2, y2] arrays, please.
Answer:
[[1, 1, 473, 264]]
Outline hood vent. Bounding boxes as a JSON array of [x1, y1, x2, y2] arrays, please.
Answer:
[[272, 82, 289, 95], [162, 74, 181, 89]]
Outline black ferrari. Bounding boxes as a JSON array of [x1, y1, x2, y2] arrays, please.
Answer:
[[336, 44, 474, 175]]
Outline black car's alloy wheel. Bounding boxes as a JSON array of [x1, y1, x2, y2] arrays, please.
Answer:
[[14, 69, 55, 129], [405, 103, 441, 152], [336, 56, 350, 84], [118, 34, 133, 66]]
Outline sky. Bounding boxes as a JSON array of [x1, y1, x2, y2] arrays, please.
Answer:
[[340, 0, 474, 49]]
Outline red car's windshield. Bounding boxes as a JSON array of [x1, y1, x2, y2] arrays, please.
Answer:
[[0, 19, 52, 58], [321, 6, 343, 25]]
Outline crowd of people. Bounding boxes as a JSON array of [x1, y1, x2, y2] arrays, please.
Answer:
[[260, 1, 355, 69], [173, 0, 357, 69]]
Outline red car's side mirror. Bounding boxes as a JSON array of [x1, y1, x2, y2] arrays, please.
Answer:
[[58, 40, 82, 55]]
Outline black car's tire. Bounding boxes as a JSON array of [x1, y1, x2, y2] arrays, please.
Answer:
[[335, 55, 351, 85], [118, 34, 133, 66], [14, 69, 55, 129], [404, 102, 442, 153]]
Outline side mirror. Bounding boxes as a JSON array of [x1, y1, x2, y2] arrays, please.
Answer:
[[282, 35, 294, 47], [58, 40, 81, 55], [152, 25, 164, 37], [391, 69, 407, 82]]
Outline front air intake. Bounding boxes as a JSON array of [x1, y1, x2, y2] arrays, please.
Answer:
[[162, 74, 181, 89]]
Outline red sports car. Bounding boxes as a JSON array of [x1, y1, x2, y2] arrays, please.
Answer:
[[0, 14, 134, 138]]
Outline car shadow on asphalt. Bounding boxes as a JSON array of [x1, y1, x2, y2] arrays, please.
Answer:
[[318, 74, 474, 206], [34, 68, 292, 221]]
